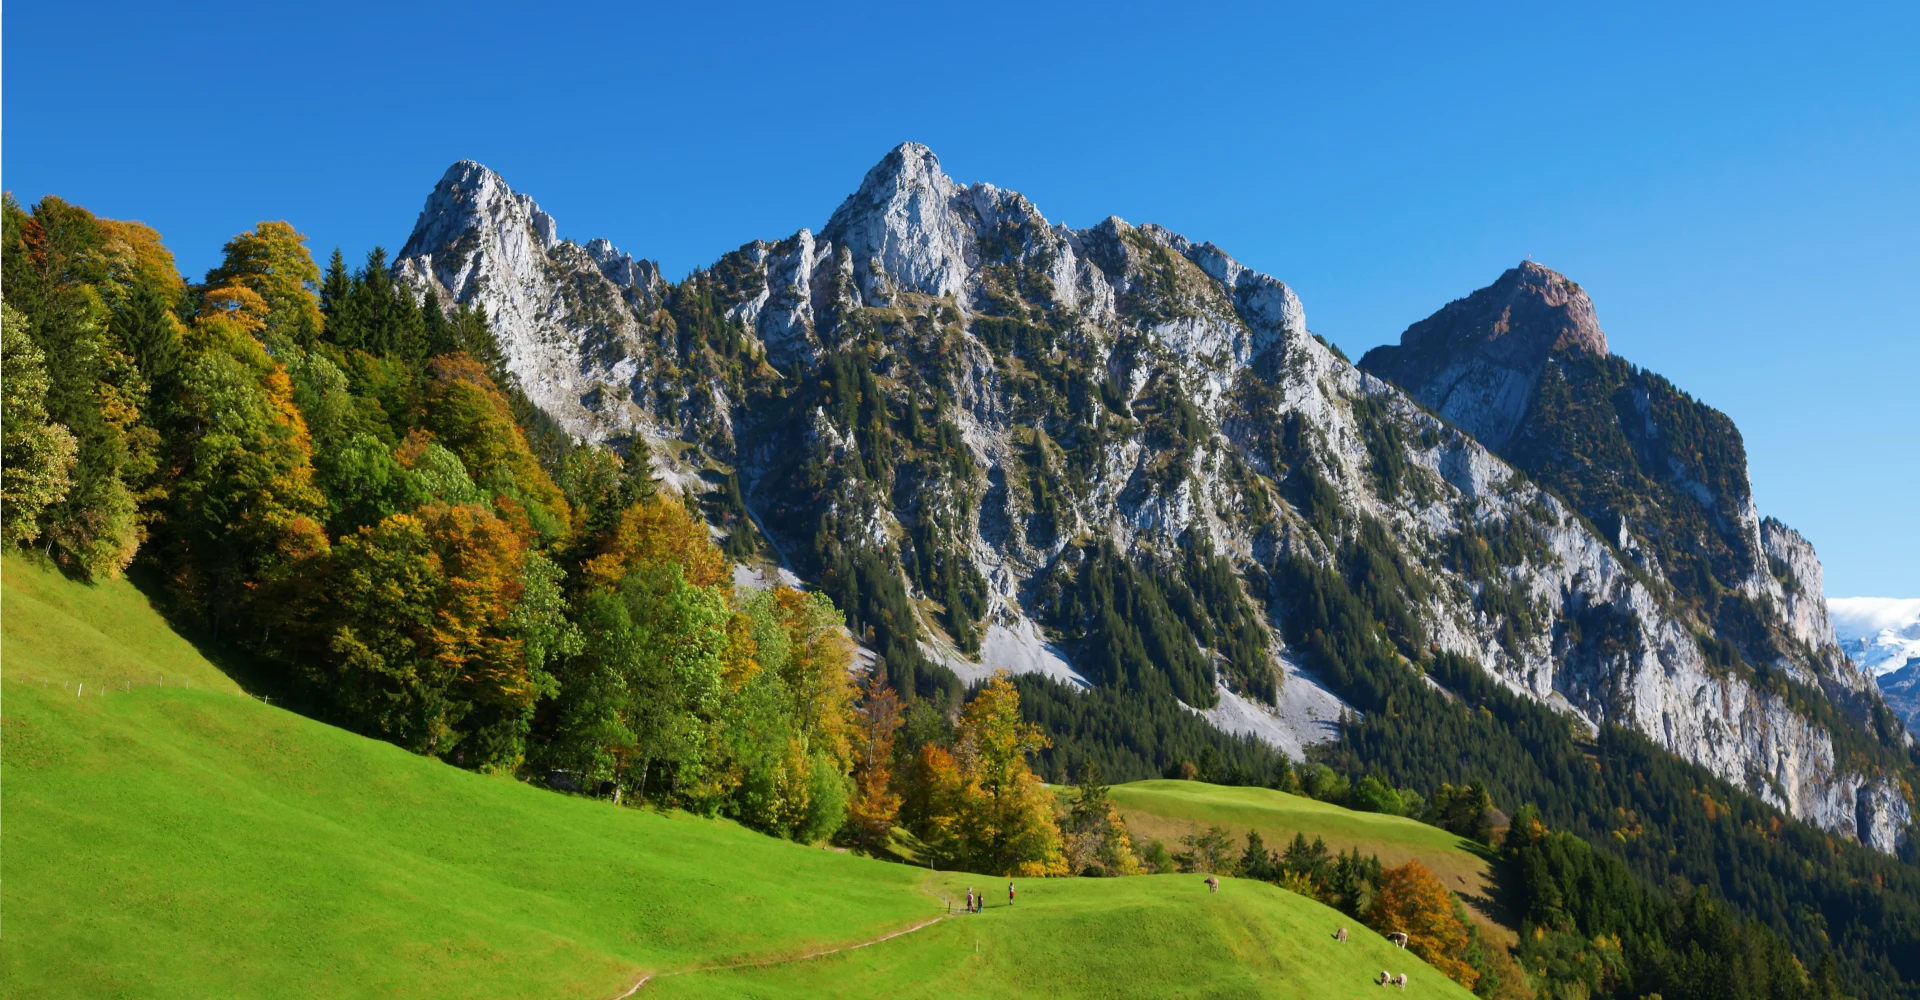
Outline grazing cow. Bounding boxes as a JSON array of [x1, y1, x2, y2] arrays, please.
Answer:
[[1394, 973, 1408, 990], [1205, 876, 1220, 893], [1377, 970, 1393, 986], [1335, 927, 1348, 943], [1387, 931, 1409, 949]]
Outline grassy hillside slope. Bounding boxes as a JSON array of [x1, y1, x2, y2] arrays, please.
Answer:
[[1, 556, 931, 999], [1, 556, 1477, 999], [650, 871, 1472, 999], [1109, 780, 1511, 942]]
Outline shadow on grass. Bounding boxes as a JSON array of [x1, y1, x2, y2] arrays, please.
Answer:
[[1459, 838, 1520, 935], [124, 560, 320, 717]]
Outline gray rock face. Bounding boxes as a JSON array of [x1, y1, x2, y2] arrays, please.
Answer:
[[1358, 260, 1906, 850], [1360, 261, 1606, 449], [821, 143, 975, 302], [1878, 662, 1920, 733], [391, 143, 1909, 853], [394, 160, 666, 441]]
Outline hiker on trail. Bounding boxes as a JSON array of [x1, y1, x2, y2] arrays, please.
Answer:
[[1205, 876, 1220, 893], [967, 888, 975, 913], [1008, 881, 1016, 906]]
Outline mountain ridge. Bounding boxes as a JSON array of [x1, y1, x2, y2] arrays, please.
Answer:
[[392, 143, 1911, 853]]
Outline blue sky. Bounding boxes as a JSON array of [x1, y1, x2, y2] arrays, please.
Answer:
[[5, 1, 1915, 595]]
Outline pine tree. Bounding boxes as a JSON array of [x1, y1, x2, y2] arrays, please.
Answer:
[[420, 289, 457, 357], [319, 247, 351, 324]]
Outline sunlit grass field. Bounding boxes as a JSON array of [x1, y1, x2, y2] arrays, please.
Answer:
[[1110, 778, 1513, 941], [649, 870, 1476, 999], [2, 556, 931, 999], [1, 555, 1477, 998]]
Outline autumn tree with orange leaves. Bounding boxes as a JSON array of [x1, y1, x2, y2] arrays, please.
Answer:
[[901, 674, 1066, 876], [844, 660, 906, 852], [1367, 860, 1479, 990]]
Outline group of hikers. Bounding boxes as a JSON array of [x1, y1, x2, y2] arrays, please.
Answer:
[[961, 883, 1014, 914]]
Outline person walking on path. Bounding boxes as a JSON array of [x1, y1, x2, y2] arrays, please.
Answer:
[[1008, 881, 1016, 906], [967, 887, 975, 913]]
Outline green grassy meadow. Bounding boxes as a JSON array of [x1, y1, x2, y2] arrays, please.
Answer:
[[1, 555, 1478, 998], [649, 871, 1476, 999], [1109, 779, 1513, 942], [2, 556, 931, 999]]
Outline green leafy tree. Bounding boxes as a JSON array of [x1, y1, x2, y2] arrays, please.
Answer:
[[318, 503, 533, 765], [1, 194, 156, 578], [202, 221, 323, 349], [156, 318, 328, 632], [552, 561, 731, 802], [1, 303, 78, 545]]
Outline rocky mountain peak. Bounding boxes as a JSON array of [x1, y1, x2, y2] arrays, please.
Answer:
[[394, 160, 664, 440], [382, 153, 1908, 853], [1358, 261, 1606, 449], [426, 161, 558, 252], [821, 141, 973, 301]]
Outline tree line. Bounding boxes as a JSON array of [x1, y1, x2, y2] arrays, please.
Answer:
[[0, 195, 1080, 866], [1270, 507, 1912, 999]]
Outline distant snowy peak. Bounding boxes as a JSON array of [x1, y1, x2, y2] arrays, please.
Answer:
[[1832, 598, 1920, 676]]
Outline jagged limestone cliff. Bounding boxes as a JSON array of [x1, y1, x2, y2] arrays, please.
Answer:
[[393, 143, 1910, 852]]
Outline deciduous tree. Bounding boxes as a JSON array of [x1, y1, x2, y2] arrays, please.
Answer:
[[1, 304, 78, 545], [201, 221, 323, 348], [1368, 860, 1479, 990]]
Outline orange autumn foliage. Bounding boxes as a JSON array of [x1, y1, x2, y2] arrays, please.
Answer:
[[1367, 860, 1479, 990], [202, 221, 324, 346], [844, 663, 905, 852], [581, 494, 729, 591], [900, 675, 1066, 877], [419, 503, 531, 709], [197, 284, 272, 336], [323, 502, 531, 756], [768, 585, 855, 758], [94, 217, 186, 297], [720, 609, 762, 690], [420, 354, 571, 539]]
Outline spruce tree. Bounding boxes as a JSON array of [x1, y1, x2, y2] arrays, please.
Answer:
[[420, 289, 457, 357]]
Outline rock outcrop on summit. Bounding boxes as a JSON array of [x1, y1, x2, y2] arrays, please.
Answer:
[[1364, 262, 1904, 847], [393, 143, 1911, 852], [1359, 261, 1606, 449], [395, 161, 667, 441]]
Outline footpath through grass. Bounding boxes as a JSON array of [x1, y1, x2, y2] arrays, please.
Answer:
[[1, 556, 933, 999], [648, 871, 1479, 999], [1109, 779, 1513, 942]]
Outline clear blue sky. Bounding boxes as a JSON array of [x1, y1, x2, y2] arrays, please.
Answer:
[[6, 1, 1914, 596]]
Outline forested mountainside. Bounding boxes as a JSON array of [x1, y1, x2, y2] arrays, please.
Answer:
[[389, 144, 1920, 997], [398, 143, 1909, 846], [7, 143, 1920, 998]]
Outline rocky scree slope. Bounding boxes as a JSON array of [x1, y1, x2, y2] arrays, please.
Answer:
[[394, 143, 1910, 852]]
